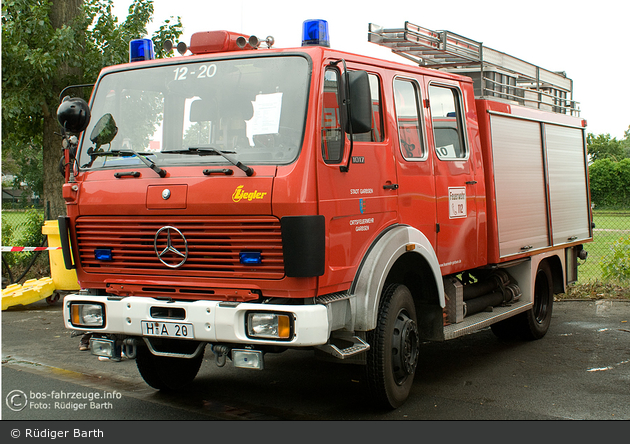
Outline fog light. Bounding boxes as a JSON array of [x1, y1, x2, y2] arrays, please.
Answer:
[[90, 338, 115, 357], [70, 303, 105, 327], [232, 349, 264, 370], [247, 312, 292, 340]]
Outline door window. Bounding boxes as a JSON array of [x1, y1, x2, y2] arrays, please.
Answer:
[[322, 68, 343, 163], [429, 85, 467, 160], [321, 69, 384, 163], [394, 79, 424, 159], [353, 74, 384, 142]]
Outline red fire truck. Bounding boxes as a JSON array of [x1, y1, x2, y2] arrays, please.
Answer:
[[57, 20, 591, 408]]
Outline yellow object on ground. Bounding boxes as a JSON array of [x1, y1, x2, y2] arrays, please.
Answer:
[[42, 220, 79, 291], [2, 277, 55, 310]]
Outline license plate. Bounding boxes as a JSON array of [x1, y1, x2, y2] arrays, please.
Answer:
[[141, 321, 194, 338]]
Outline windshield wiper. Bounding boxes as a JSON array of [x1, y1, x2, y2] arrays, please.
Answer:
[[164, 147, 254, 176], [83, 148, 167, 178]]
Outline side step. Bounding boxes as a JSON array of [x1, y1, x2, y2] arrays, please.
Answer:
[[443, 300, 533, 340], [316, 336, 370, 359]]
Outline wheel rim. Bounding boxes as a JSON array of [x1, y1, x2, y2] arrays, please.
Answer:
[[391, 309, 420, 385], [533, 271, 550, 324]]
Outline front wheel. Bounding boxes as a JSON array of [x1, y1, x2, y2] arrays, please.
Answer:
[[136, 343, 205, 391], [366, 284, 420, 409]]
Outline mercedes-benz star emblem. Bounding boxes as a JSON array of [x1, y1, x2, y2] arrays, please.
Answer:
[[154, 226, 188, 268]]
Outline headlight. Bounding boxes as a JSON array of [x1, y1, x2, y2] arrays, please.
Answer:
[[246, 312, 292, 340], [70, 303, 105, 328]]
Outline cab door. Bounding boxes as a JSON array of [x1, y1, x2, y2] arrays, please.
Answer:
[[426, 82, 479, 274], [317, 64, 398, 293], [392, 76, 437, 249]]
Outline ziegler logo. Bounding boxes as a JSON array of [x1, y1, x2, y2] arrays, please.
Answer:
[[232, 185, 268, 202]]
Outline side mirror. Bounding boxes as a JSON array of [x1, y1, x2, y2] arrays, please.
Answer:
[[345, 70, 372, 134], [90, 113, 118, 147], [57, 97, 91, 134]]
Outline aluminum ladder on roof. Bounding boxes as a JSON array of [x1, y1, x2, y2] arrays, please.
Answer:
[[368, 22, 580, 116]]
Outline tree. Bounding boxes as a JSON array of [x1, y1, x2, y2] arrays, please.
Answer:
[[587, 133, 625, 162], [2, 0, 182, 218], [622, 125, 630, 159], [586, 128, 630, 208], [589, 157, 630, 208]]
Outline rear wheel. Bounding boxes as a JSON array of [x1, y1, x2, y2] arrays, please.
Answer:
[[366, 284, 420, 409], [491, 261, 554, 340], [523, 261, 554, 339], [136, 344, 204, 391]]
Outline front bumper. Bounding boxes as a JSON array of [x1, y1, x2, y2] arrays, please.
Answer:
[[63, 295, 330, 347]]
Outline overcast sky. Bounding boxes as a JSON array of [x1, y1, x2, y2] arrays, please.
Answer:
[[113, 0, 629, 138]]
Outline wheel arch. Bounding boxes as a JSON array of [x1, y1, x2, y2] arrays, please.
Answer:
[[543, 254, 565, 294], [350, 225, 444, 332], [531, 252, 565, 296]]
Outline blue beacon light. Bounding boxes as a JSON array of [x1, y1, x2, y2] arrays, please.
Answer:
[[302, 19, 330, 47], [239, 252, 262, 265], [129, 38, 155, 62], [94, 248, 113, 261]]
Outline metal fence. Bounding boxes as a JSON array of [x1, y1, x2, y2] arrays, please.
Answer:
[[2, 208, 47, 285], [2, 208, 628, 285], [580, 210, 630, 282]]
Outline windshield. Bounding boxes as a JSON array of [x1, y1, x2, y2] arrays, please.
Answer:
[[79, 55, 310, 171]]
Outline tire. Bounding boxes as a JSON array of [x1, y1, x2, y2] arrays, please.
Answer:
[[522, 261, 554, 339], [366, 284, 420, 409], [491, 261, 554, 340], [136, 344, 205, 391]]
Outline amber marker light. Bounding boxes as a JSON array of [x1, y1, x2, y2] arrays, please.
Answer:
[[277, 314, 291, 339]]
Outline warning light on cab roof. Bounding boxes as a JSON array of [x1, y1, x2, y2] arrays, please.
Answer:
[[302, 19, 330, 47], [129, 38, 155, 62]]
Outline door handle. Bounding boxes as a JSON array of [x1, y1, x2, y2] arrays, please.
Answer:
[[465, 180, 477, 185], [383, 183, 399, 190]]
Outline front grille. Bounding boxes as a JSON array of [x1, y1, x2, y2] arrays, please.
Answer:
[[75, 216, 284, 279]]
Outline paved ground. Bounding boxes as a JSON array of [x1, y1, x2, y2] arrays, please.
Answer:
[[2, 298, 629, 421]]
